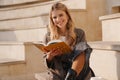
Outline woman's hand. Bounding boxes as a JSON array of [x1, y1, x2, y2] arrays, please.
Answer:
[[46, 47, 62, 61]]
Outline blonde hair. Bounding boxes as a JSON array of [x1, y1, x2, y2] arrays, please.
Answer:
[[49, 2, 76, 46]]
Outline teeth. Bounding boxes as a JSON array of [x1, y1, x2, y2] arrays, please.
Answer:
[[57, 20, 64, 25], [59, 22, 62, 24], [58, 22, 62, 25]]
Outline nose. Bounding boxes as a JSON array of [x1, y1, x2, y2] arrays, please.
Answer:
[[56, 17, 61, 22]]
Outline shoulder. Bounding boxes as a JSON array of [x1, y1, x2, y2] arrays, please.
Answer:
[[46, 31, 50, 37], [74, 28, 86, 42], [44, 32, 51, 44], [74, 28, 85, 36]]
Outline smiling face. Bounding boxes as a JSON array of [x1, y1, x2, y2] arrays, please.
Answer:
[[51, 10, 68, 31], [49, 3, 75, 40]]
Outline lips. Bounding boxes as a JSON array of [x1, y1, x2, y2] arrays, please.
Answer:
[[57, 20, 64, 26]]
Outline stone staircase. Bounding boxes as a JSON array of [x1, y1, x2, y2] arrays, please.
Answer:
[[0, 0, 120, 80], [0, 42, 25, 64], [99, 13, 120, 41], [89, 13, 120, 80], [1, 73, 36, 80], [0, 0, 87, 80], [89, 41, 120, 80], [0, 42, 48, 80]]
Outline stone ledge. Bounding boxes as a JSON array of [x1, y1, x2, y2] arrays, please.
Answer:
[[0, 16, 48, 31], [0, 42, 25, 64], [0, 0, 49, 7], [0, 41, 24, 44], [0, 0, 86, 11], [0, 59, 25, 66], [0, 0, 53, 10], [88, 41, 120, 51], [99, 13, 120, 21], [0, 28, 47, 41], [0, 0, 86, 20], [35, 72, 49, 80], [0, 73, 36, 80]]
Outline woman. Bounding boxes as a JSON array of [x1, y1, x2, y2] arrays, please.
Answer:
[[43, 2, 95, 80]]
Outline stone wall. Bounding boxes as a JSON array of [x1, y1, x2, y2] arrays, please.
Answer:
[[0, 43, 47, 80], [0, 0, 50, 6], [106, 0, 120, 14], [0, 0, 107, 41]]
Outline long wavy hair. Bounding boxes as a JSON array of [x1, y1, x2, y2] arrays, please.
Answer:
[[49, 2, 76, 46]]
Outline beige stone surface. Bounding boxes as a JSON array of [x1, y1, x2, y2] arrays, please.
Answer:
[[0, 0, 107, 41], [0, 3, 50, 20], [0, 28, 47, 41], [1, 73, 36, 80], [0, 0, 119, 79], [0, 42, 25, 63], [90, 49, 120, 80], [100, 13, 120, 41], [0, 43, 47, 80], [106, 0, 120, 14], [0, 16, 48, 30], [70, 0, 107, 41], [0, 0, 86, 20], [89, 41, 120, 51], [0, 0, 48, 6], [89, 41, 120, 80]]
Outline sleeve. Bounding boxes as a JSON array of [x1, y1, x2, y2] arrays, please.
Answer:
[[43, 32, 51, 44], [44, 55, 55, 68], [72, 29, 92, 61], [72, 42, 92, 61]]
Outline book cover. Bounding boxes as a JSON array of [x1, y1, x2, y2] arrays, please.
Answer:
[[33, 40, 72, 54]]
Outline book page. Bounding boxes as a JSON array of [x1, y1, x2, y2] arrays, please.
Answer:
[[47, 39, 62, 45]]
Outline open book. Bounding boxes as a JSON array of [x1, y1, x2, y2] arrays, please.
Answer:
[[33, 40, 72, 54]]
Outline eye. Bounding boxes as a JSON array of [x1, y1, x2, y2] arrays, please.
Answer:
[[59, 13, 63, 17], [52, 16, 57, 19]]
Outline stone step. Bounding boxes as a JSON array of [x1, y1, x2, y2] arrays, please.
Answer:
[[99, 13, 120, 41], [35, 72, 49, 80], [0, 2, 50, 21], [0, 42, 47, 79], [0, 0, 48, 6], [0, 16, 48, 30], [0, 0, 86, 20], [0, 28, 47, 41], [0, 42, 25, 64], [89, 41, 120, 51], [1, 73, 36, 80], [0, 0, 86, 30], [89, 41, 120, 80]]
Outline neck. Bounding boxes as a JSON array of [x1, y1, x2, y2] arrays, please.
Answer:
[[59, 27, 67, 36], [60, 30, 67, 36]]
